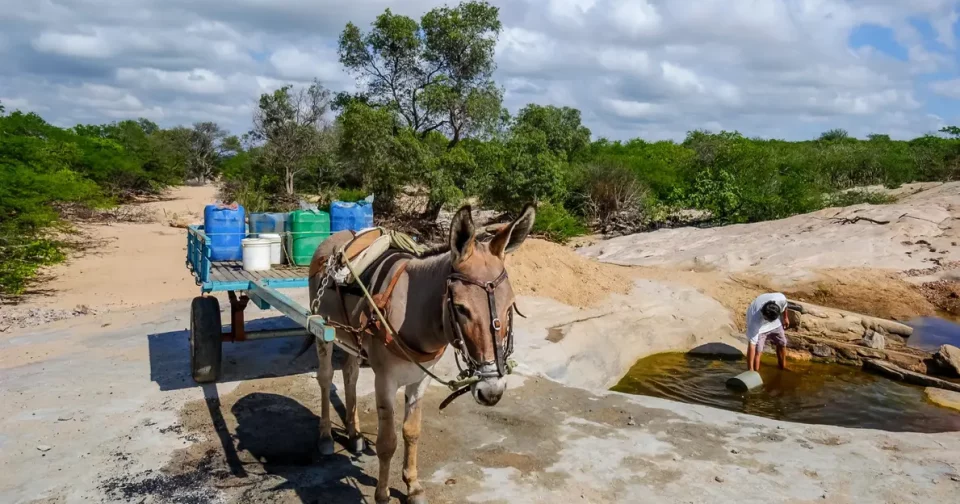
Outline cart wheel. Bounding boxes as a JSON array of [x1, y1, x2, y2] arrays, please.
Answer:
[[190, 295, 223, 383]]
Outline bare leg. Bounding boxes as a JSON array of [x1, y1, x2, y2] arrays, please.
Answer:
[[776, 344, 787, 370], [753, 343, 763, 371], [402, 378, 430, 504], [747, 343, 757, 371], [342, 352, 364, 453], [316, 340, 335, 455], [374, 373, 399, 504]]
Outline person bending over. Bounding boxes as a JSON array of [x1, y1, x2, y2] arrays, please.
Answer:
[[745, 293, 789, 371]]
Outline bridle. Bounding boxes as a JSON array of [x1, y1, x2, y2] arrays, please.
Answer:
[[444, 267, 515, 380]]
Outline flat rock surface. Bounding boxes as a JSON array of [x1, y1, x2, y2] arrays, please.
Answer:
[[926, 388, 960, 412], [3, 294, 960, 503], [578, 182, 960, 287]]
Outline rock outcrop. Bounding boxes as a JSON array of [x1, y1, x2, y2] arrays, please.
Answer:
[[934, 344, 960, 377], [861, 331, 886, 351]]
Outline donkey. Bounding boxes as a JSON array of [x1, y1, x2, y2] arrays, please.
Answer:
[[307, 204, 536, 504]]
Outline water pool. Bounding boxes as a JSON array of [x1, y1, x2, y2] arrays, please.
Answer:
[[611, 353, 960, 433]]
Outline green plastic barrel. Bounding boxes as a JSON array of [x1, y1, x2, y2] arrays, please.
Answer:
[[289, 209, 331, 266]]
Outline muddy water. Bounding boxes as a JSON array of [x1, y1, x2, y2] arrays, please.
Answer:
[[612, 353, 960, 433]]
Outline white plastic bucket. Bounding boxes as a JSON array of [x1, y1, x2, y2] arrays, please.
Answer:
[[260, 233, 283, 265], [241, 238, 272, 272]]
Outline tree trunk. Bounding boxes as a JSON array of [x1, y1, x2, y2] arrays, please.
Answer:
[[285, 169, 295, 196], [422, 200, 444, 222]]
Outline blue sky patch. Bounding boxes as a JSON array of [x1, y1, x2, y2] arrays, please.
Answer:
[[849, 23, 909, 61]]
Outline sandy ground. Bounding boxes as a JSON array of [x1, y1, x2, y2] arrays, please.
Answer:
[[4, 184, 960, 503], [22, 185, 217, 311]]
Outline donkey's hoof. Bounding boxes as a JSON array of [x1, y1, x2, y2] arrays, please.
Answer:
[[318, 437, 335, 456], [407, 492, 429, 504], [348, 436, 366, 454]]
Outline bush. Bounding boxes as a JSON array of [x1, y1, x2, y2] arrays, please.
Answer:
[[0, 238, 65, 298], [335, 187, 370, 203], [572, 162, 651, 233], [826, 190, 898, 207], [530, 202, 588, 243]]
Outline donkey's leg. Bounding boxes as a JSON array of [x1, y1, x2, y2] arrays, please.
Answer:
[[315, 340, 335, 456], [374, 373, 400, 504], [342, 352, 364, 453], [402, 377, 431, 504]]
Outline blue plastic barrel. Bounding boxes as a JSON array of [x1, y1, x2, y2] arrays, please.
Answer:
[[356, 200, 374, 230], [249, 212, 289, 236], [330, 201, 356, 233], [204, 203, 245, 261], [331, 200, 375, 232]]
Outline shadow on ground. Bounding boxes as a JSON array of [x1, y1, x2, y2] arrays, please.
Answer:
[[228, 392, 395, 503], [147, 315, 319, 391]]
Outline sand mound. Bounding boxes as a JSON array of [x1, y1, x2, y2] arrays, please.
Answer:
[[506, 239, 634, 308], [780, 268, 936, 322]]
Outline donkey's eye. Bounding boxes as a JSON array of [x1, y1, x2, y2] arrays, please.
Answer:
[[454, 304, 471, 317]]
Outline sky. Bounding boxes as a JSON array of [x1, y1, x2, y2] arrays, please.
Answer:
[[1, 0, 959, 142]]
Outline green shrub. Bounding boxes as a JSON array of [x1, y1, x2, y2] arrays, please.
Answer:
[[826, 190, 897, 207], [336, 187, 371, 203], [0, 237, 65, 298], [531, 202, 588, 243]]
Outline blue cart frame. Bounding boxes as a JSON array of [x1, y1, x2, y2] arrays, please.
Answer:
[[185, 225, 335, 383]]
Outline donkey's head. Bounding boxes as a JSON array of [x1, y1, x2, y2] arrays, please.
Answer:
[[443, 204, 536, 406]]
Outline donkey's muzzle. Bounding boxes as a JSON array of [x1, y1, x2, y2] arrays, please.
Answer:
[[471, 365, 507, 406]]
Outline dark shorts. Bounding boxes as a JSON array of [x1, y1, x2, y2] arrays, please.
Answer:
[[757, 326, 787, 353]]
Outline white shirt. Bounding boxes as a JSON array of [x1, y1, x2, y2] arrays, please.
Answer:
[[745, 293, 787, 343]]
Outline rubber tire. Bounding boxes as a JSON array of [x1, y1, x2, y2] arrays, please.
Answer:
[[190, 295, 223, 383]]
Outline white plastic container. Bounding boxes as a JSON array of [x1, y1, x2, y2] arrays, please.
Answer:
[[260, 233, 283, 265], [241, 238, 272, 272]]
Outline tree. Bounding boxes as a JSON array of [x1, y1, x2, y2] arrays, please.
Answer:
[[940, 126, 960, 138], [513, 104, 592, 162], [819, 128, 850, 142], [186, 122, 228, 184], [250, 80, 334, 196], [338, 0, 504, 147]]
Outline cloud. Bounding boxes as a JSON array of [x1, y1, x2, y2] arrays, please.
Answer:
[[931, 78, 960, 99], [0, 0, 957, 140], [116, 68, 228, 95]]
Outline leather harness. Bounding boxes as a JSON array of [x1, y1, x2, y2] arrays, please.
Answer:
[[318, 250, 447, 363]]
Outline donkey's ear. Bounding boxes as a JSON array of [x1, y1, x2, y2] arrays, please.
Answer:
[[449, 205, 476, 265], [489, 204, 536, 258]]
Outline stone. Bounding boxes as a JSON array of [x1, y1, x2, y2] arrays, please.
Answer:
[[37, 445, 51, 452], [861, 331, 886, 351], [837, 346, 860, 361], [924, 388, 960, 412], [934, 345, 960, 377], [863, 360, 960, 392], [715, 476, 725, 483], [886, 352, 926, 373], [856, 348, 884, 359], [811, 344, 835, 358]]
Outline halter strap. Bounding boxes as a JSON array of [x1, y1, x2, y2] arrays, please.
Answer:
[[445, 268, 513, 377]]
